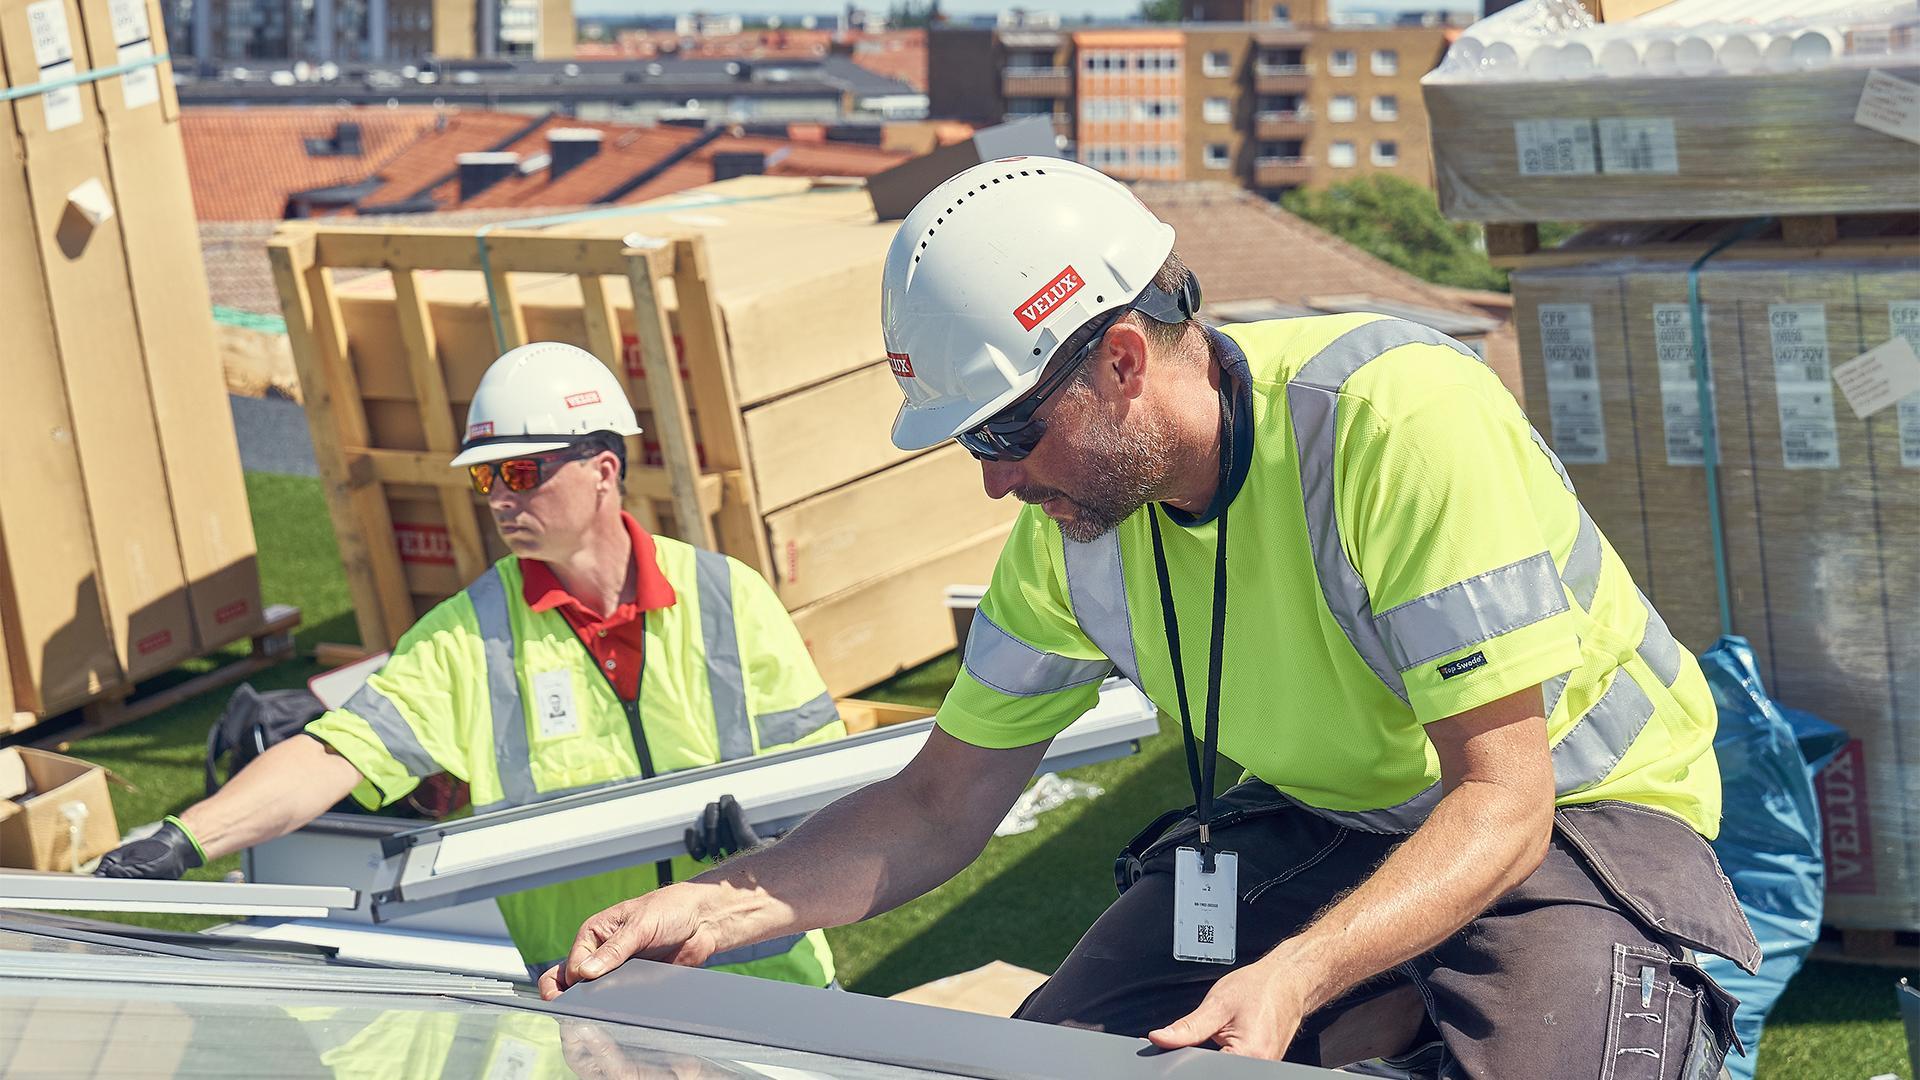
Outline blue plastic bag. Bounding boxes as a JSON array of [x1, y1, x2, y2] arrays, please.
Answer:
[[1695, 637, 1850, 1080]]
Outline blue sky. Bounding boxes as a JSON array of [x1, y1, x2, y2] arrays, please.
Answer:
[[577, 0, 1477, 24]]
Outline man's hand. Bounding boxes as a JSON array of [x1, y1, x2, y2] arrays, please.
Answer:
[[539, 883, 715, 1000], [1148, 953, 1312, 1059], [684, 794, 763, 861], [95, 817, 204, 879]]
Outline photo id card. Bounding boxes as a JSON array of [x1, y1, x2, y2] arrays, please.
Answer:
[[1172, 847, 1237, 964]]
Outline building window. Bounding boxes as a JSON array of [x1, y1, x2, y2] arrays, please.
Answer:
[[1329, 48, 1355, 75], [1371, 48, 1398, 75], [1328, 95, 1355, 122], [1372, 139, 1399, 165], [1329, 140, 1356, 167], [1203, 97, 1231, 124], [1205, 143, 1229, 169], [1371, 94, 1398, 121], [1136, 98, 1180, 120], [1203, 50, 1231, 76], [1270, 3, 1290, 21]]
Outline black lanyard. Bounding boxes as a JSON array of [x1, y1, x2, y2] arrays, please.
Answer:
[[1146, 382, 1232, 872]]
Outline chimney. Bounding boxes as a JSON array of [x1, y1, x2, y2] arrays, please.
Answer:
[[457, 152, 520, 200], [334, 120, 362, 155], [547, 128, 604, 180], [711, 151, 767, 182]]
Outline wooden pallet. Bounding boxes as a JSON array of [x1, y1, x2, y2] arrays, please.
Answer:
[[1486, 214, 1920, 270], [267, 227, 768, 655], [1812, 925, 1920, 969], [9, 604, 302, 750]]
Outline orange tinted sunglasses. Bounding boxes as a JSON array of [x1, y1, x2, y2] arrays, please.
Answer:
[[467, 445, 597, 496]]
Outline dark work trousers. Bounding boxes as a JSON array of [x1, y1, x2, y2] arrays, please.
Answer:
[[1014, 781, 1762, 1080]]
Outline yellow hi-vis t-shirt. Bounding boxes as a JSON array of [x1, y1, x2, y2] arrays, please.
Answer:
[[937, 314, 1721, 837]]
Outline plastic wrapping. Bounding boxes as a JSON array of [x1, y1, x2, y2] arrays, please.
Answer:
[[1420, 0, 1920, 222], [1695, 637, 1849, 1080], [1512, 255, 1920, 932]]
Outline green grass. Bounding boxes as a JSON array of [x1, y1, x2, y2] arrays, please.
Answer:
[[45, 472, 1914, 1078]]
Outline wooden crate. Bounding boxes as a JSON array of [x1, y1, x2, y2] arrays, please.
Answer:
[[269, 180, 1014, 696]]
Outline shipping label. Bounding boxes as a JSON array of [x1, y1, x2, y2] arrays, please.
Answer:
[[1537, 303, 1607, 464], [1514, 119, 1597, 177], [1652, 304, 1719, 466], [107, 0, 159, 110], [1766, 303, 1840, 470], [1816, 739, 1876, 894], [1890, 301, 1920, 467], [1598, 117, 1679, 175], [1854, 68, 1920, 146], [25, 0, 83, 132]]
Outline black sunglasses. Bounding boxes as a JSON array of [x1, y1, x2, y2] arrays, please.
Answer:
[[956, 275, 1200, 463], [467, 442, 603, 495]]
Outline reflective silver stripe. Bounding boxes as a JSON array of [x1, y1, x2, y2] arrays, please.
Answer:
[[964, 610, 1111, 698], [340, 683, 441, 779], [1636, 591, 1683, 688], [469, 566, 538, 808], [1060, 527, 1138, 685], [703, 933, 807, 968], [755, 691, 840, 747], [1542, 670, 1571, 721], [1563, 509, 1603, 612], [1374, 552, 1568, 672], [1285, 782, 1444, 834], [1552, 668, 1657, 795], [1289, 318, 1479, 703], [696, 548, 753, 762], [1530, 426, 1577, 495]]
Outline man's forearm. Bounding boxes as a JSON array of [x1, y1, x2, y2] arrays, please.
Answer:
[[179, 735, 364, 859], [1275, 775, 1553, 1013]]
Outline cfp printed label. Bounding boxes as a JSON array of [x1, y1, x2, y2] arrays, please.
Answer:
[[1889, 301, 1920, 468], [1537, 303, 1607, 464], [1766, 303, 1840, 470], [107, 0, 159, 109], [1015, 266, 1084, 331], [25, 0, 84, 132], [1652, 304, 1720, 467]]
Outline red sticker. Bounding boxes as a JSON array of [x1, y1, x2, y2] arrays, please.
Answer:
[[214, 599, 251, 624], [394, 523, 455, 566], [466, 420, 494, 439], [1015, 266, 1084, 331], [887, 351, 915, 378], [1816, 739, 1876, 893], [136, 629, 173, 655], [563, 390, 602, 409]]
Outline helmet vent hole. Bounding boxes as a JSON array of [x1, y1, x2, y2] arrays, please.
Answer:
[[1096, 295, 1104, 303], [1032, 347, 1042, 355]]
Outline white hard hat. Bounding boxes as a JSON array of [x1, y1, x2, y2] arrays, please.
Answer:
[[881, 157, 1178, 452], [449, 342, 643, 467]]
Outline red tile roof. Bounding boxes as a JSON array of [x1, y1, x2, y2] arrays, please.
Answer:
[[183, 106, 455, 220]]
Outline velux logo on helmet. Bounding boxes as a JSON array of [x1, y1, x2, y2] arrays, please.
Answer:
[[563, 390, 602, 409], [1015, 266, 1083, 332], [466, 421, 494, 439], [888, 351, 915, 378]]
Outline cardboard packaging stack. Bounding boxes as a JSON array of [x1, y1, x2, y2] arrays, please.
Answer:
[[1513, 256, 1920, 932], [0, 746, 120, 870], [285, 177, 1021, 698], [0, 0, 261, 726], [1420, 0, 1920, 223]]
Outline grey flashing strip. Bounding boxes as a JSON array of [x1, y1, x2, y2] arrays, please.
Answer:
[[521, 954, 1342, 1080], [369, 680, 1158, 924], [0, 949, 517, 996], [0, 873, 357, 918]]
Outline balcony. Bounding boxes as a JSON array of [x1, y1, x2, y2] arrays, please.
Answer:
[[1001, 111, 1072, 136], [1253, 155, 1312, 186], [1253, 63, 1312, 93], [1002, 67, 1072, 99], [1254, 107, 1312, 139]]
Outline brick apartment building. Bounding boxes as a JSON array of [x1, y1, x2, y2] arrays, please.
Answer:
[[165, 0, 571, 63], [926, 0, 1450, 200]]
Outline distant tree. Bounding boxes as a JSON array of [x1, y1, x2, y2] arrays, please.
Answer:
[[1282, 175, 1510, 292], [1139, 0, 1182, 21], [887, 0, 941, 28]]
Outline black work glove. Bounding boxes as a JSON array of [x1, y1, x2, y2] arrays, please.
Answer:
[[95, 817, 205, 879], [684, 794, 763, 861]]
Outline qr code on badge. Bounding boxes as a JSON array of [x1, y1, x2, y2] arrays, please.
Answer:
[[1197, 924, 1214, 945]]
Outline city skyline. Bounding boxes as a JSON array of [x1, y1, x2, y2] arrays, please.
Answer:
[[576, 0, 1478, 24]]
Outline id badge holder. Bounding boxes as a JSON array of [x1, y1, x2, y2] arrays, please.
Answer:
[[1172, 846, 1238, 964]]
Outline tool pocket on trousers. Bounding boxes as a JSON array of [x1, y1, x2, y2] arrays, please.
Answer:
[[1600, 943, 1732, 1080]]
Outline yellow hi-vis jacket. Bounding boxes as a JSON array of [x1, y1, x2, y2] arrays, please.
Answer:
[[306, 537, 843, 984], [937, 315, 1723, 837]]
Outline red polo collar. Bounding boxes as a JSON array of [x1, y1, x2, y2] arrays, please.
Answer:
[[520, 511, 678, 619]]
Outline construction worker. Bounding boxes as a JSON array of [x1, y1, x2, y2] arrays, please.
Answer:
[[542, 159, 1766, 1073], [96, 342, 844, 988]]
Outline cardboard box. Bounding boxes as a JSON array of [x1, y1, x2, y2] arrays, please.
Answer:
[[74, 0, 264, 651], [890, 961, 1051, 1017], [836, 698, 934, 734], [0, 746, 120, 871], [0, 0, 194, 681]]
